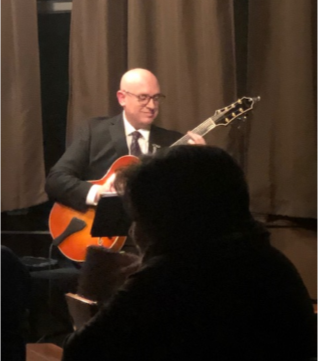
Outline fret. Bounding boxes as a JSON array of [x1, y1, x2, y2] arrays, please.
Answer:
[[171, 117, 216, 146]]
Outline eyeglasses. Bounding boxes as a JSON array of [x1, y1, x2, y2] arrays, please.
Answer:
[[122, 90, 166, 105]]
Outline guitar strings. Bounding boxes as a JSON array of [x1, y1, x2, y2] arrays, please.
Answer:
[[171, 117, 215, 146], [171, 101, 245, 147]]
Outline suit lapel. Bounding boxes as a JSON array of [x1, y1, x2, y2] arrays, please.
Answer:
[[149, 125, 163, 153], [109, 114, 129, 157]]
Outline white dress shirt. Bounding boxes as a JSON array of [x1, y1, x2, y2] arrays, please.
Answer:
[[86, 112, 150, 205], [123, 114, 150, 154]]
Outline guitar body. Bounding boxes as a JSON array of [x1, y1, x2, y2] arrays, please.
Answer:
[[49, 155, 140, 262]]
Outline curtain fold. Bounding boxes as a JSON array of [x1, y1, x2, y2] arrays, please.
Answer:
[[1, 0, 47, 212], [246, 0, 316, 218], [67, 0, 128, 145]]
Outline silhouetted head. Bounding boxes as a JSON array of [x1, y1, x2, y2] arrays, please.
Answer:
[[116, 145, 253, 255]]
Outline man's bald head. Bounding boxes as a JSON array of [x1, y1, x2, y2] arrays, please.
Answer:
[[120, 68, 160, 93], [117, 68, 162, 129]]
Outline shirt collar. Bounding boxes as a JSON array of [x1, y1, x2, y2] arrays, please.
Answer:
[[123, 111, 150, 140]]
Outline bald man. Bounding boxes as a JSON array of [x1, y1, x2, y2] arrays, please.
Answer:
[[45, 68, 205, 254]]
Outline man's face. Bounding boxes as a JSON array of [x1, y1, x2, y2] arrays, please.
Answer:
[[117, 78, 162, 129]]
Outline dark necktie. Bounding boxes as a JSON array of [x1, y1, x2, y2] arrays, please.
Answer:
[[130, 131, 142, 156]]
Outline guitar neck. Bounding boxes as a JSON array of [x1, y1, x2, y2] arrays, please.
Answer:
[[170, 116, 216, 147], [170, 96, 260, 147]]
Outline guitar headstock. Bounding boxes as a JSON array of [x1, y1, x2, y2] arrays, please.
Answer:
[[213, 96, 260, 126], [170, 96, 261, 147]]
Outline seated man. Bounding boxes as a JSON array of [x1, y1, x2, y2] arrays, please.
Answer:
[[2, 246, 31, 361], [62, 145, 316, 361], [45, 68, 205, 257]]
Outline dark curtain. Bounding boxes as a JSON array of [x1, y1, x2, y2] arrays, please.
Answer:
[[1, 0, 47, 212], [246, 0, 316, 218], [66, 0, 128, 144]]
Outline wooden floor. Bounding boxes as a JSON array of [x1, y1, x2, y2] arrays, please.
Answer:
[[27, 343, 63, 361]]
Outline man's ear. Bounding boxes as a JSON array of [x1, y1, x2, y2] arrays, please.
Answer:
[[117, 90, 126, 106]]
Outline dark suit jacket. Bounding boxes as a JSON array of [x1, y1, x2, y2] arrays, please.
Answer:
[[45, 114, 182, 211]]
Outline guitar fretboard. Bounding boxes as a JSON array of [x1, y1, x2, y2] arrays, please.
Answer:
[[170, 117, 216, 147]]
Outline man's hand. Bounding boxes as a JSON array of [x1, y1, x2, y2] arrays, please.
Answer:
[[94, 173, 117, 202], [187, 131, 206, 145]]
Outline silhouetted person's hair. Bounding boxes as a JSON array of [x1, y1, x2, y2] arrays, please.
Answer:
[[116, 145, 254, 253]]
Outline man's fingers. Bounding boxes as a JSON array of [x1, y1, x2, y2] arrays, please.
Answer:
[[187, 131, 206, 145]]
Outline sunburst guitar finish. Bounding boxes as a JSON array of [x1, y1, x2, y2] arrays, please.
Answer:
[[49, 155, 139, 262]]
